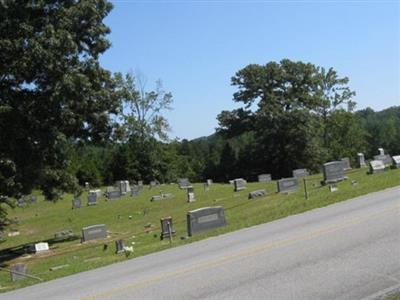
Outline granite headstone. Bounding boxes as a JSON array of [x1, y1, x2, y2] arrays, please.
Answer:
[[81, 224, 107, 242], [277, 178, 298, 193], [187, 207, 226, 236], [323, 161, 346, 184]]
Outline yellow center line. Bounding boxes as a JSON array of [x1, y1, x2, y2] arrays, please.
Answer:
[[83, 206, 398, 300]]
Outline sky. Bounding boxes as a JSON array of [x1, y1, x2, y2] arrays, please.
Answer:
[[100, 0, 400, 140]]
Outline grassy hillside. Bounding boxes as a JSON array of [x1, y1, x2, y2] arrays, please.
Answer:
[[0, 167, 399, 292]]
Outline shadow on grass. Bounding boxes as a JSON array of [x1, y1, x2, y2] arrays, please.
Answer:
[[0, 235, 80, 266]]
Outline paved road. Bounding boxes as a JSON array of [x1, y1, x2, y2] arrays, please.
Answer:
[[2, 187, 400, 300]]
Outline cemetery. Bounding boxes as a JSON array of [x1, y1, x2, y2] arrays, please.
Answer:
[[0, 162, 399, 291]]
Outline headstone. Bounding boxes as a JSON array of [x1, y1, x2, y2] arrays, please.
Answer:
[[151, 195, 162, 201], [106, 190, 121, 200], [351, 180, 358, 186], [277, 178, 298, 193], [72, 198, 82, 209], [54, 229, 74, 240], [378, 148, 384, 155], [29, 195, 37, 204], [89, 189, 102, 198], [33, 242, 49, 253], [248, 189, 267, 199], [116, 180, 131, 194], [160, 216, 176, 240], [187, 186, 195, 203], [85, 182, 90, 189], [233, 178, 246, 192], [161, 193, 173, 200], [149, 181, 157, 189], [357, 153, 366, 168], [373, 154, 392, 166], [229, 180, 234, 185], [115, 239, 125, 254], [329, 185, 338, 192], [131, 185, 140, 197], [206, 179, 213, 186], [17, 197, 26, 207], [178, 178, 191, 189], [292, 169, 309, 178], [340, 157, 352, 170], [87, 193, 98, 206], [323, 161, 346, 184], [138, 180, 144, 187], [258, 174, 272, 183], [10, 264, 27, 281], [81, 224, 107, 242], [369, 160, 385, 174], [187, 207, 226, 236], [392, 155, 400, 168]]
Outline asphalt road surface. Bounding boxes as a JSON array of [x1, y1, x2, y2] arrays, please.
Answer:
[[2, 186, 400, 300]]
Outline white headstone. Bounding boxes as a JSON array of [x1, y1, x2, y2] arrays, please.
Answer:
[[34, 242, 49, 253], [378, 148, 384, 155]]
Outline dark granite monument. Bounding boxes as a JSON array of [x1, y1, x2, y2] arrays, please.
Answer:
[[277, 178, 298, 193], [81, 224, 107, 242], [187, 207, 226, 236]]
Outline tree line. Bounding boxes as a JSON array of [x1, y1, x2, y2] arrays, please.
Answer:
[[1, 0, 399, 229]]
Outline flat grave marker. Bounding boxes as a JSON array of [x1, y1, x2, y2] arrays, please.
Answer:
[[248, 189, 267, 199], [151, 195, 162, 201], [187, 207, 226, 236]]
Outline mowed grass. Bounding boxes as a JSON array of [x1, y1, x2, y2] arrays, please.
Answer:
[[0, 167, 399, 292]]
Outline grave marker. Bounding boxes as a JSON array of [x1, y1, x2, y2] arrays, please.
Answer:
[[248, 189, 267, 199], [131, 185, 140, 197], [115, 239, 125, 254], [187, 186, 195, 203], [392, 155, 400, 168], [206, 179, 213, 186], [292, 169, 309, 178], [329, 185, 338, 192], [357, 153, 366, 168], [87, 193, 98, 206], [178, 178, 191, 189], [369, 160, 385, 174], [340, 157, 352, 170], [187, 207, 226, 236], [10, 264, 27, 281], [323, 161, 346, 184], [151, 195, 162, 201], [258, 174, 272, 183], [72, 198, 82, 209], [277, 178, 298, 193], [160, 216, 176, 240], [106, 190, 121, 200], [373, 154, 392, 166], [81, 224, 107, 242], [162, 193, 173, 200], [233, 178, 246, 192]]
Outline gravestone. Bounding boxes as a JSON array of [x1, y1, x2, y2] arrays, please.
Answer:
[[138, 180, 143, 187], [115, 239, 125, 254], [369, 160, 385, 174], [340, 157, 352, 170], [30, 195, 37, 204], [233, 178, 246, 192], [292, 169, 309, 178], [248, 189, 267, 199], [373, 154, 392, 166], [187, 186, 195, 203], [151, 195, 162, 201], [149, 181, 157, 189], [131, 185, 140, 197], [329, 185, 338, 192], [187, 207, 226, 236], [72, 198, 82, 209], [357, 153, 366, 168], [229, 180, 235, 185], [160, 216, 176, 240], [87, 192, 98, 206], [277, 178, 298, 193], [10, 264, 27, 281], [116, 180, 131, 194], [206, 179, 213, 186], [106, 190, 121, 200], [162, 193, 173, 200], [323, 161, 346, 184], [89, 189, 102, 198], [392, 155, 400, 168], [258, 174, 272, 183], [81, 224, 107, 242], [378, 148, 385, 155], [85, 182, 90, 189], [178, 178, 191, 189], [17, 197, 26, 207], [54, 229, 74, 241], [32, 242, 49, 253]]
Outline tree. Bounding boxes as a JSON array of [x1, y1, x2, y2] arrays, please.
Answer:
[[0, 0, 118, 228], [217, 59, 358, 177]]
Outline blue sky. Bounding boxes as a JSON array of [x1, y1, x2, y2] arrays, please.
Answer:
[[100, 0, 400, 140]]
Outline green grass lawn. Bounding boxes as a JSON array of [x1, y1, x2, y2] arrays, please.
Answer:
[[0, 167, 399, 292]]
